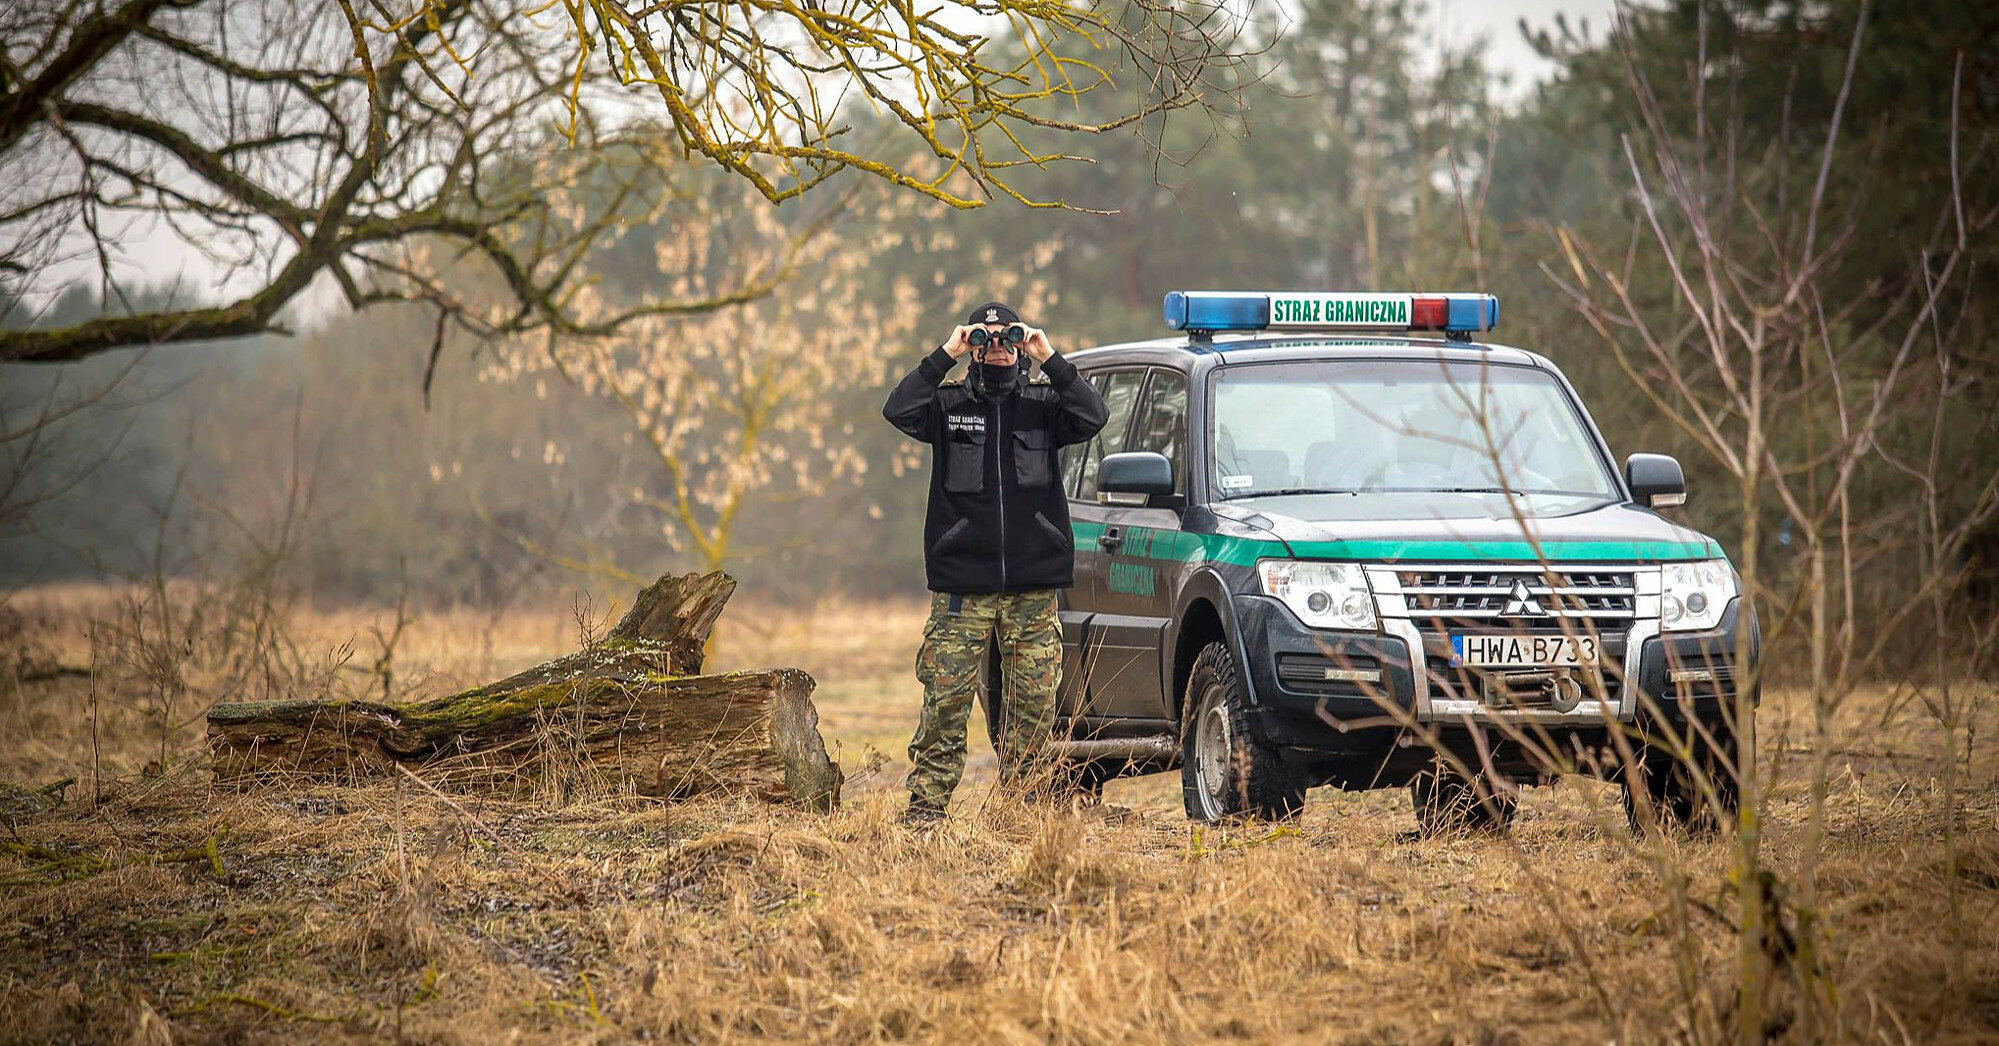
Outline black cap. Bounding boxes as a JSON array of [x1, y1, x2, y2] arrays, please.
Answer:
[[966, 301, 1021, 326]]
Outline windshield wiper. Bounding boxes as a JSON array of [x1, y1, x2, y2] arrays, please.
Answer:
[[1435, 487, 1609, 497], [1222, 486, 1610, 500], [1220, 487, 1359, 500]]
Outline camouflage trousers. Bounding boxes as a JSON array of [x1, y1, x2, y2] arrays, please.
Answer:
[[907, 589, 1062, 808]]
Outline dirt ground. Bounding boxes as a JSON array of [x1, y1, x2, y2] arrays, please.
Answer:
[[2, 587, 1996, 1045]]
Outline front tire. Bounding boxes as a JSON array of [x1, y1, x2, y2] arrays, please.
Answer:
[[1623, 718, 1739, 833], [1180, 641, 1306, 822]]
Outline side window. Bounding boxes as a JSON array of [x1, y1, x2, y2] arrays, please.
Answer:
[[1061, 371, 1103, 497], [1130, 369, 1189, 493], [1075, 369, 1146, 501]]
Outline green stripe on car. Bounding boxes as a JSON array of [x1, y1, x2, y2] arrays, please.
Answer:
[[1070, 520, 1719, 565]]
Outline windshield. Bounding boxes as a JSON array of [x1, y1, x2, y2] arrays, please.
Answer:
[[1211, 359, 1618, 506]]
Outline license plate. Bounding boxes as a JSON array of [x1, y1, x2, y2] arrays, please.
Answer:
[[1451, 633, 1600, 668]]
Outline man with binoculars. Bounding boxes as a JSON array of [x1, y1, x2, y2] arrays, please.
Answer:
[[882, 301, 1110, 824]]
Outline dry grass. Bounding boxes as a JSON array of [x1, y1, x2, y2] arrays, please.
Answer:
[[2, 588, 1996, 1045]]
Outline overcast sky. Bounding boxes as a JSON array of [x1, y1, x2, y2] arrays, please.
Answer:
[[1435, 0, 1619, 100]]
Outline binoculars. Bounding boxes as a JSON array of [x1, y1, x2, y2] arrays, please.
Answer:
[[969, 324, 1026, 349]]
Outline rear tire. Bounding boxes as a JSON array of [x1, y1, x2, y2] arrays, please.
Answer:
[[1410, 761, 1518, 835], [1055, 759, 1116, 802], [1180, 641, 1306, 822]]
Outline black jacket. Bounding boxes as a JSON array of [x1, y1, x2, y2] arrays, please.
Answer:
[[884, 348, 1110, 594]]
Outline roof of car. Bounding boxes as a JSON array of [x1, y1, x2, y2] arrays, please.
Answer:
[[1065, 333, 1548, 370]]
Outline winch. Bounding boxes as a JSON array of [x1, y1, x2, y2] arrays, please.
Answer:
[[1478, 669, 1590, 713]]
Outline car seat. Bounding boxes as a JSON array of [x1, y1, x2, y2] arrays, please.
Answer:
[[1235, 449, 1291, 489], [1388, 405, 1486, 486], [1302, 441, 1352, 488]]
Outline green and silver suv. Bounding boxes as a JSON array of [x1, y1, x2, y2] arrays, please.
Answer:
[[991, 291, 1756, 829]]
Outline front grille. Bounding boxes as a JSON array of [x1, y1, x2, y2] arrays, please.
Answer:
[[1377, 563, 1649, 712], [1395, 568, 1635, 621], [1366, 561, 1670, 717]]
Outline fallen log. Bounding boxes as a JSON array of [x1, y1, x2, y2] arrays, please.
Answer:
[[205, 571, 842, 809]]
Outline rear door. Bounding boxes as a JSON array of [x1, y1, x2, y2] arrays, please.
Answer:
[[1088, 367, 1190, 721], [1063, 368, 1147, 720]]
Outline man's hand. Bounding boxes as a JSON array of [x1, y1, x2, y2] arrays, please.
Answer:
[[943, 325, 978, 359], [1022, 325, 1054, 363]]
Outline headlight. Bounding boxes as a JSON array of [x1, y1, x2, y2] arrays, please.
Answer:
[[1661, 559, 1735, 632], [1257, 560, 1377, 631]]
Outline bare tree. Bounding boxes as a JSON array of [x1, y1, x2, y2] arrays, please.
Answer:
[[472, 169, 1058, 578], [0, 0, 1254, 365], [1540, 7, 1999, 1040], [1318, 6, 1999, 1042], [0, 347, 154, 533]]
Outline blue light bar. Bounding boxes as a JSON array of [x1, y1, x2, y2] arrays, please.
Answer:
[[1162, 291, 1267, 332], [1447, 294, 1498, 331], [1163, 291, 1499, 335]]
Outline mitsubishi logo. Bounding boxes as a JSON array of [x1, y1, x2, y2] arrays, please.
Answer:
[[1502, 579, 1545, 616]]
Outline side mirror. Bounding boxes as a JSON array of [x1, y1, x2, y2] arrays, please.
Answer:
[[1098, 451, 1175, 507], [1625, 453, 1687, 509]]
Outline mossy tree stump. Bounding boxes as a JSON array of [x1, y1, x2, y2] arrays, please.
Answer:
[[205, 572, 842, 808]]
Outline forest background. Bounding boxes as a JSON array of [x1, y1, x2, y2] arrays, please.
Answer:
[[4, 0, 1994, 679]]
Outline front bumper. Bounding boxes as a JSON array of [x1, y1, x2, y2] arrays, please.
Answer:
[[1231, 593, 1415, 748], [1233, 592, 1759, 751]]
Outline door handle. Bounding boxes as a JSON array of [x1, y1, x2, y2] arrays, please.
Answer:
[[1097, 525, 1124, 552]]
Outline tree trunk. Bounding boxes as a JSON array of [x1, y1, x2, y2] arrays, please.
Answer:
[[205, 571, 842, 809]]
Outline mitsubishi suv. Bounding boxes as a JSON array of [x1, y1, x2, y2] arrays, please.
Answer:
[[989, 290, 1758, 830]]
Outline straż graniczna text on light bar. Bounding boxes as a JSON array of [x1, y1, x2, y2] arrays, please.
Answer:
[[1161, 291, 1499, 336]]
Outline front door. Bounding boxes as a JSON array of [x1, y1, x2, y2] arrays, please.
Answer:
[[1086, 368, 1189, 722], [1064, 368, 1147, 721]]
